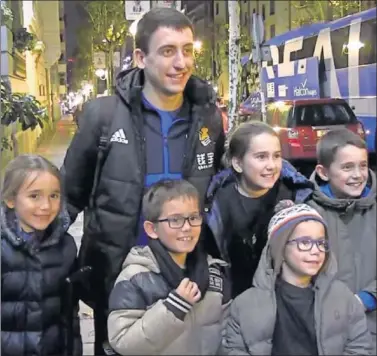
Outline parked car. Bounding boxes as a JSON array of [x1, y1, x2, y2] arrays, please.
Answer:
[[238, 92, 263, 122], [265, 98, 365, 162]]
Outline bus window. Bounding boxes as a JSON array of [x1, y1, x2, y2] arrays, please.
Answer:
[[360, 18, 377, 66]]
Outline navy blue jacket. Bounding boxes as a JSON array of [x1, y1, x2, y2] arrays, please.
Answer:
[[203, 160, 314, 296], [1, 205, 82, 356]]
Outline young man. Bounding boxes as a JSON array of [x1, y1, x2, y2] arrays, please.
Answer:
[[308, 128, 376, 352], [107, 179, 230, 355], [224, 204, 372, 355], [62, 7, 225, 354]]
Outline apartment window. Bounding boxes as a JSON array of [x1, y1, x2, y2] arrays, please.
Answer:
[[270, 24, 276, 38], [59, 73, 66, 86], [39, 84, 45, 96], [262, 5, 266, 20], [270, 0, 275, 15], [215, 2, 219, 15]]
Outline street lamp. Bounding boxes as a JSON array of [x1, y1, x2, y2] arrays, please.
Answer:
[[129, 18, 140, 37], [193, 40, 202, 52], [95, 69, 107, 80]]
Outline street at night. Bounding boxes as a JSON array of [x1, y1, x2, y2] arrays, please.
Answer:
[[1, 1, 376, 356]]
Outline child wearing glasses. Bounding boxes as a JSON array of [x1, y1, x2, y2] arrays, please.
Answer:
[[223, 204, 372, 355], [107, 179, 231, 355], [308, 129, 376, 351]]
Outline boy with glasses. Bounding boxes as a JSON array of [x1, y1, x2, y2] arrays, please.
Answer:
[[224, 204, 372, 355], [107, 179, 230, 355]]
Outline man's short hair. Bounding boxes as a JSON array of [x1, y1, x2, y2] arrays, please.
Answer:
[[142, 179, 200, 222], [316, 128, 367, 168], [135, 7, 194, 54]]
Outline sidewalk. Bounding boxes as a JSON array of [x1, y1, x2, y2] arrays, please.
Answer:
[[36, 115, 95, 355]]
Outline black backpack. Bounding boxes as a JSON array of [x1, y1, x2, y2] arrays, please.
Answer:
[[86, 95, 118, 213], [75, 95, 118, 308]]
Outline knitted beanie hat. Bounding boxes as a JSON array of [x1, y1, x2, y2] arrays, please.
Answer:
[[267, 203, 328, 272]]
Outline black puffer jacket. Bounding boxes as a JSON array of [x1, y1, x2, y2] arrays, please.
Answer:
[[1, 205, 82, 356], [62, 68, 225, 302]]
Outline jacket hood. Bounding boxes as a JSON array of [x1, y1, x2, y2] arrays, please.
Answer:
[[122, 245, 160, 273], [253, 240, 337, 292], [0, 203, 71, 248], [115, 68, 217, 107], [309, 169, 376, 210], [207, 159, 313, 202]]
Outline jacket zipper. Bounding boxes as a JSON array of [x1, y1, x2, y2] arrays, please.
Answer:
[[182, 106, 201, 178]]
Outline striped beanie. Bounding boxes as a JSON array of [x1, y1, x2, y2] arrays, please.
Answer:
[[267, 203, 327, 272]]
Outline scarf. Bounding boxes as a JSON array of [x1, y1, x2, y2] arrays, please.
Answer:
[[148, 238, 209, 298], [320, 183, 371, 198]]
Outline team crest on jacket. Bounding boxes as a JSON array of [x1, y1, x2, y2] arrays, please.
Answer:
[[199, 127, 211, 146]]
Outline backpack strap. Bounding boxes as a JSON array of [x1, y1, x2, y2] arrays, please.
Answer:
[[88, 96, 117, 210]]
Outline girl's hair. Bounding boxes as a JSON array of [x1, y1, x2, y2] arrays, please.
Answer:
[[228, 121, 279, 160], [1, 154, 61, 202]]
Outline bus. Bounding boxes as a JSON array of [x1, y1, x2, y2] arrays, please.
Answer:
[[261, 7, 376, 152]]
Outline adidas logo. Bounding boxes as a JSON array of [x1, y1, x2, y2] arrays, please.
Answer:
[[110, 129, 128, 144]]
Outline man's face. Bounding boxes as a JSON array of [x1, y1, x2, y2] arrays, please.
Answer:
[[134, 26, 194, 96]]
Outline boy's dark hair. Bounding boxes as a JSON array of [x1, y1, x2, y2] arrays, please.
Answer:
[[317, 128, 367, 168], [135, 7, 194, 54], [142, 179, 200, 222], [228, 121, 279, 160]]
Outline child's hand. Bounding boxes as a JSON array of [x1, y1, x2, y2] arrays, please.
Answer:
[[176, 278, 201, 305]]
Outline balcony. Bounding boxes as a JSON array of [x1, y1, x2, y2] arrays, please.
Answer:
[[12, 49, 26, 79], [58, 62, 67, 73]]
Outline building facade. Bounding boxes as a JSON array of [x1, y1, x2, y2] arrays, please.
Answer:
[[1, 0, 61, 166]]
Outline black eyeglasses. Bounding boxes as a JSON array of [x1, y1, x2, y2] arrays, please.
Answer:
[[156, 214, 203, 229], [286, 237, 329, 253]]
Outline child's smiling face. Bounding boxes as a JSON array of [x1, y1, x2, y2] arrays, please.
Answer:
[[5, 171, 61, 232], [282, 220, 328, 287]]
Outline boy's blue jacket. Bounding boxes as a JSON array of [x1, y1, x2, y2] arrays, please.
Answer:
[[1, 205, 82, 356]]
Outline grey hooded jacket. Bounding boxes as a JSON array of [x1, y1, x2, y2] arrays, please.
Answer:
[[308, 169, 376, 347], [223, 244, 372, 355], [107, 246, 231, 355]]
